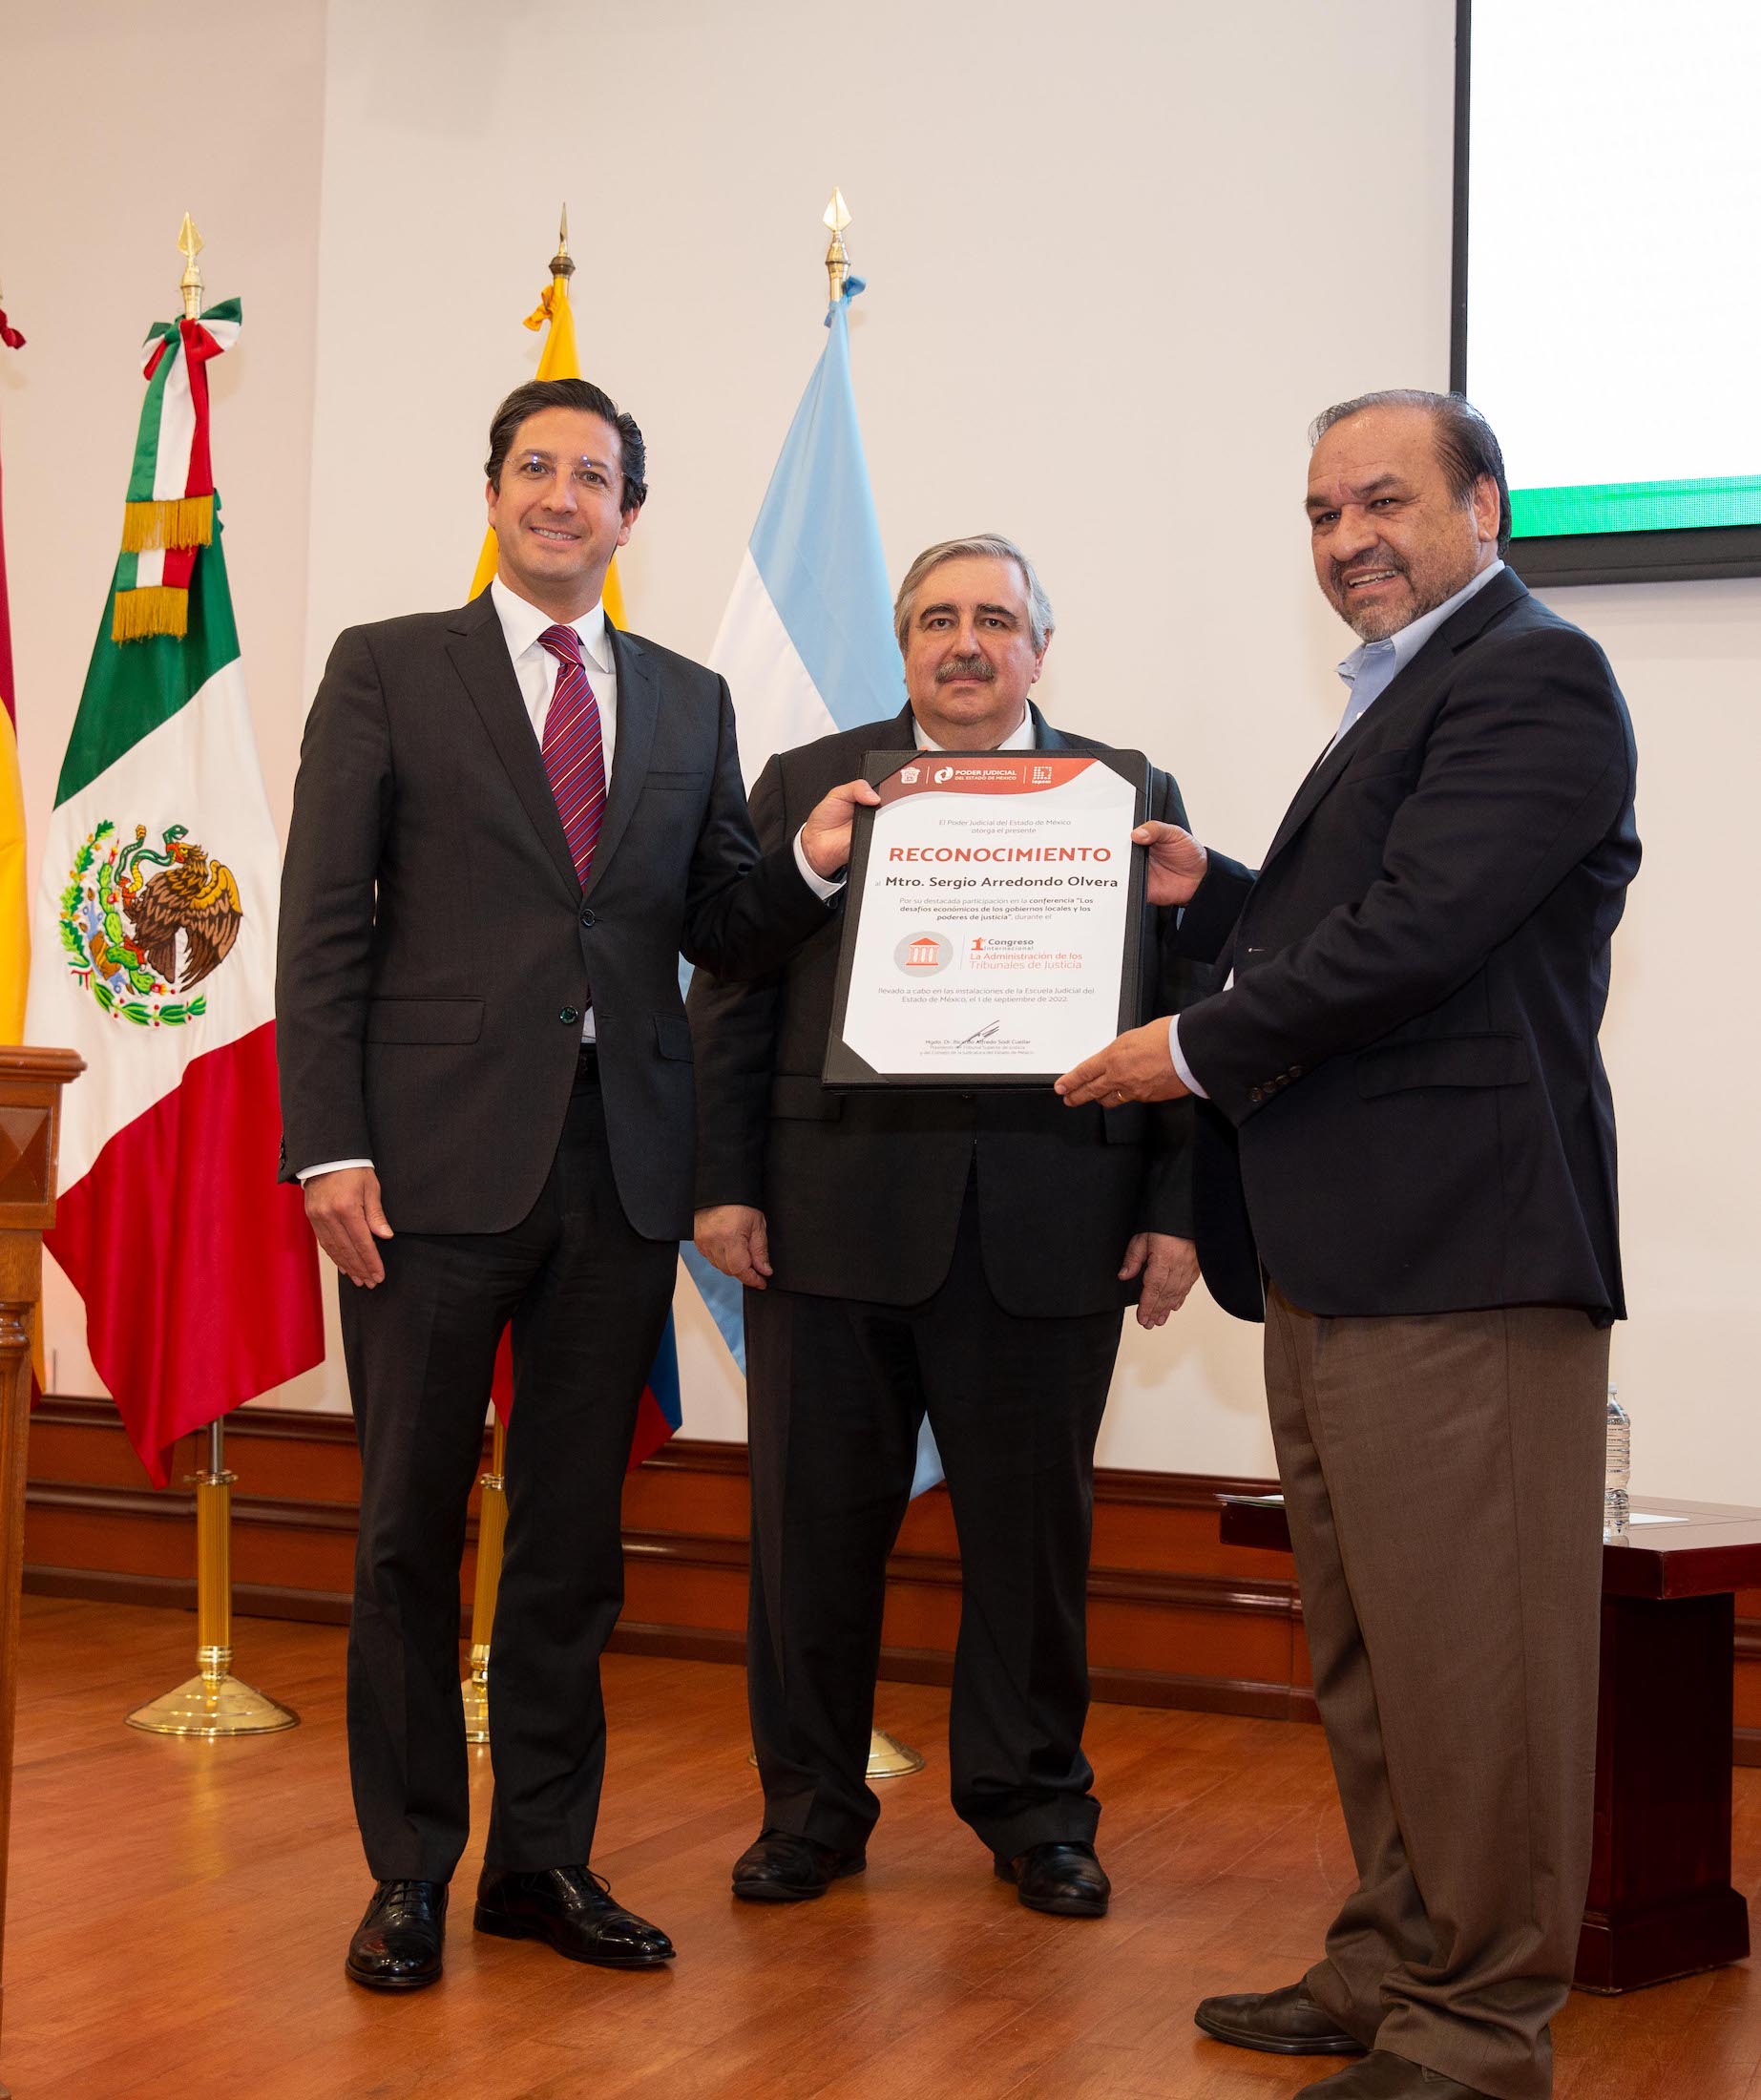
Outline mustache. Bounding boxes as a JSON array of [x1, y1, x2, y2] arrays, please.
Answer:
[[1331, 547, 1408, 594], [935, 654, 996, 683]]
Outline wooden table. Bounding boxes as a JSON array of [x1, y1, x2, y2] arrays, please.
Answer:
[[1219, 1492, 1758, 1994]]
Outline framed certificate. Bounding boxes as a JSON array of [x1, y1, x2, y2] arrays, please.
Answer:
[[824, 746, 1150, 1088]]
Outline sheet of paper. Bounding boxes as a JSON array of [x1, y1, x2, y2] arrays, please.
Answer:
[[839, 753, 1137, 1077]]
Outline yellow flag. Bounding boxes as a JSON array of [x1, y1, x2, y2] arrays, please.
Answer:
[[471, 274, 626, 627]]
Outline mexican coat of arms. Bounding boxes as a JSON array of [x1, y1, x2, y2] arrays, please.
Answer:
[[58, 821, 242, 1026]]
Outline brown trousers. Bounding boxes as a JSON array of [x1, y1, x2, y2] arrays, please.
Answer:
[[1264, 1284, 1608, 2100]]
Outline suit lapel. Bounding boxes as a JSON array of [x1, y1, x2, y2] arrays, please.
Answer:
[[884, 703, 917, 755], [445, 592, 580, 900], [584, 622, 658, 896], [1261, 568, 1530, 869], [1030, 701, 1067, 751]]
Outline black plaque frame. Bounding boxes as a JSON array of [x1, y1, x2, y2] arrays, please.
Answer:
[[823, 746, 1151, 1090]]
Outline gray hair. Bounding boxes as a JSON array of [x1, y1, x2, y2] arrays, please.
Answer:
[[892, 535, 1056, 655]]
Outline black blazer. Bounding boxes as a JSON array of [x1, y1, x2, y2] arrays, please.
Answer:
[[1174, 568, 1640, 1325], [686, 704, 1207, 1318], [276, 589, 828, 1240]]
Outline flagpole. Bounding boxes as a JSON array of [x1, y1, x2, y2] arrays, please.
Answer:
[[459, 206, 578, 1744], [746, 191, 928, 1789], [123, 219, 297, 1738], [460, 1416, 506, 1744], [828, 187, 919, 1781], [127, 1419, 298, 1736], [823, 187, 852, 304]]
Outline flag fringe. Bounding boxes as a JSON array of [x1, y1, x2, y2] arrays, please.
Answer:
[[120, 495, 213, 553], [111, 587, 189, 642]]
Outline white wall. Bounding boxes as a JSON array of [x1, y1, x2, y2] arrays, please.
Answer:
[[10, 0, 1756, 1497]]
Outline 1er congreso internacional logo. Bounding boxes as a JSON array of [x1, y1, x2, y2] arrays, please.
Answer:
[[58, 819, 242, 1027]]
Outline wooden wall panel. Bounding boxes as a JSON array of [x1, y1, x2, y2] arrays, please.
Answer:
[[16, 1396, 1755, 1757]]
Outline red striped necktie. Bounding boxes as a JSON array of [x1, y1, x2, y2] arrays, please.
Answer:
[[537, 623, 606, 888]]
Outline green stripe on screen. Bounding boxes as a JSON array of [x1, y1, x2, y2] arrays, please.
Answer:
[[1512, 474, 1761, 538]]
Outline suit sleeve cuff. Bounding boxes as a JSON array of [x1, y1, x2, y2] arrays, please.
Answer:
[[1167, 1017, 1209, 1101], [297, 1157, 374, 1181], [792, 826, 846, 902]]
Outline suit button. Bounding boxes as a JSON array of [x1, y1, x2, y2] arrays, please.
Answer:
[[1248, 1085, 1263, 1103], [559, 1007, 580, 1025], [579, 908, 595, 928], [1288, 1065, 1301, 1079]]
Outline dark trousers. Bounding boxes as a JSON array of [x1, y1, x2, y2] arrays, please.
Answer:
[[339, 1060, 677, 1883], [1265, 1284, 1608, 2100], [744, 1181, 1122, 1860]]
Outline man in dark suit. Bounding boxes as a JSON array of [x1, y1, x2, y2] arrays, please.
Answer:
[[687, 535, 1205, 1919], [1060, 393, 1639, 2100], [277, 377, 870, 1991]]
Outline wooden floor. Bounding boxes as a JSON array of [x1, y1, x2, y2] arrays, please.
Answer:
[[5, 1599, 1761, 2099]]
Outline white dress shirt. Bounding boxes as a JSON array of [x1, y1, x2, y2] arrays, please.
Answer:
[[299, 578, 617, 1180], [792, 703, 1038, 903]]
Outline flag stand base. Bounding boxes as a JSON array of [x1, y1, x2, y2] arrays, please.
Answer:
[[462, 1418, 509, 1747], [865, 1729, 925, 1778], [126, 1657, 297, 1738], [749, 1729, 925, 1779], [124, 1422, 299, 1737]]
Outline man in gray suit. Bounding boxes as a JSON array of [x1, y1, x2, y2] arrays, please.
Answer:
[[277, 377, 870, 1993]]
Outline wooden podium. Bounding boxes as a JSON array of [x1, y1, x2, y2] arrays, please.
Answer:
[[0, 1047, 83, 2097]]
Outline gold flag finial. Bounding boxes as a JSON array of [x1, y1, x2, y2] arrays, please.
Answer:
[[178, 213, 204, 320], [823, 188, 852, 304], [549, 202, 576, 284]]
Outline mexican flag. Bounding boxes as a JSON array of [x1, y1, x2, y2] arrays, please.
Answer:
[[24, 299, 324, 1484]]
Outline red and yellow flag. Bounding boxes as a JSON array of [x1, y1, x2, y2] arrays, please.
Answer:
[[0, 300, 28, 1042], [474, 259, 674, 1460], [470, 270, 627, 626]]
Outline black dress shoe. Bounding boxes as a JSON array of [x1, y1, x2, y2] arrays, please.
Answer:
[[346, 1879, 447, 1990], [993, 1840, 1111, 1917], [731, 1828, 867, 1902], [1194, 1980, 1363, 2056], [1298, 2051, 1494, 2097], [473, 1864, 675, 1967]]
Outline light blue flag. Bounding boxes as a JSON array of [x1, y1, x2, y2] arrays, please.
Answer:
[[683, 278, 943, 1494]]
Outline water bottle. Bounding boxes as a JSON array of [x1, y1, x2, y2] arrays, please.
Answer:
[[1604, 1382, 1630, 1540]]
